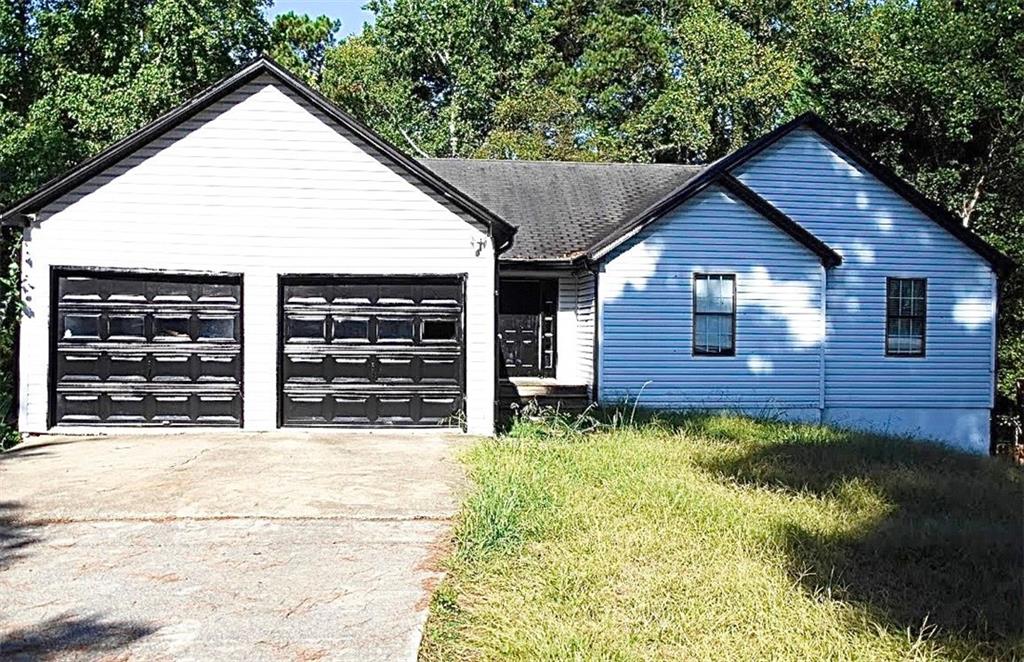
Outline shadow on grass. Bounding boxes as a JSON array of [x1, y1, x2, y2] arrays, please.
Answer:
[[698, 432, 1023, 647], [1, 613, 157, 659]]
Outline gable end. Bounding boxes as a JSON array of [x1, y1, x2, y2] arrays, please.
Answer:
[[0, 56, 517, 252]]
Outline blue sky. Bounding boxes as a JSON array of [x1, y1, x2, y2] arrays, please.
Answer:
[[266, 0, 374, 38]]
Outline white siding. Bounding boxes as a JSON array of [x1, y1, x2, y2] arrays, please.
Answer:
[[554, 271, 595, 386], [575, 270, 596, 388], [598, 184, 824, 412], [736, 127, 996, 451], [18, 74, 496, 435]]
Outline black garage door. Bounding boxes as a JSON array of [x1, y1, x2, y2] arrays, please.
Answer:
[[51, 270, 242, 427], [279, 276, 465, 427]]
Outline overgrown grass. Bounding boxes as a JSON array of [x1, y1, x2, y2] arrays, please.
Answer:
[[420, 409, 1023, 661]]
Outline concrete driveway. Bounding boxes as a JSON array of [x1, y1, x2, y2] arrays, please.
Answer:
[[0, 431, 467, 661]]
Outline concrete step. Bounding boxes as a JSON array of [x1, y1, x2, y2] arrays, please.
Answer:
[[498, 380, 591, 417]]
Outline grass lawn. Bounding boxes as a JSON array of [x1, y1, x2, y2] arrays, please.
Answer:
[[420, 411, 1023, 661]]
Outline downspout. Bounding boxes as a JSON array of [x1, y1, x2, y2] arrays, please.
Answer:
[[990, 273, 999, 454]]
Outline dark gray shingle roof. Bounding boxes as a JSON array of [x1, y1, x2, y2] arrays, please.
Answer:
[[420, 159, 704, 261]]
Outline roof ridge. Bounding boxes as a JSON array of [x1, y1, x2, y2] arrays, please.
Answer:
[[421, 157, 705, 168]]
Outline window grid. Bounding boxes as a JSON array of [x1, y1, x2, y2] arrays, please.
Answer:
[[885, 277, 926, 357], [693, 274, 736, 356]]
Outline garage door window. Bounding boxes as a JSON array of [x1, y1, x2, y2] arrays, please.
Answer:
[[287, 315, 326, 342], [109, 315, 146, 339], [378, 318, 414, 342], [422, 319, 457, 342], [63, 314, 100, 340], [198, 316, 236, 340], [334, 317, 369, 342], [154, 316, 191, 341]]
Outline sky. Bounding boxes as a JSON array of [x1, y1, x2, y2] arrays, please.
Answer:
[[265, 0, 374, 38]]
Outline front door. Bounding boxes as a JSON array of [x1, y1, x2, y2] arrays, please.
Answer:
[[499, 279, 557, 378]]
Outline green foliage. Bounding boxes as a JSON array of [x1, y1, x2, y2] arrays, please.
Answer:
[[268, 11, 339, 85], [1, 227, 21, 448], [0, 0, 271, 205], [422, 413, 1023, 659]]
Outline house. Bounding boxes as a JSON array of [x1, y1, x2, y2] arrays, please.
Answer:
[[1, 57, 1013, 453]]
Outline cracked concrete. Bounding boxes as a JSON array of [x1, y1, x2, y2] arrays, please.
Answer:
[[0, 431, 468, 661]]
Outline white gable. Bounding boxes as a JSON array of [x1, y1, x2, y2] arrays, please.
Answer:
[[19, 74, 496, 434]]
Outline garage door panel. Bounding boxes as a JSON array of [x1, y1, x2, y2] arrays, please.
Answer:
[[280, 276, 465, 427], [52, 271, 242, 427]]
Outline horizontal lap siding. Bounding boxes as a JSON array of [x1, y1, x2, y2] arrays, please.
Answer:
[[736, 128, 995, 409], [575, 271, 596, 388], [554, 271, 596, 387], [19, 74, 496, 434], [598, 185, 823, 409]]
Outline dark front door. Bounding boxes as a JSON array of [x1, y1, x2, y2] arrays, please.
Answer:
[[499, 279, 557, 378], [279, 276, 465, 427], [51, 269, 243, 427]]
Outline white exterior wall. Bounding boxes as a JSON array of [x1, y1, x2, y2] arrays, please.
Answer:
[[736, 127, 997, 452], [18, 74, 497, 435], [575, 270, 596, 388], [598, 184, 825, 414], [555, 270, 596, 386]]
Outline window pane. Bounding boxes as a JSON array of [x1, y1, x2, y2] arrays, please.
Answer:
[[378, 318, 414, 341], [333, 318, 369, 341], [63, 314, 100, 340], [154, 316, 191, 341], [695, 275, 734, 314], [695, 315, 711, 351], [108, 315, 145, 339], [198, 316, 235, 340], [287, 315, 326, 342], [423, 319, 457, 341]]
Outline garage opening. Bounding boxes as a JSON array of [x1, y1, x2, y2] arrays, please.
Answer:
[[279, 275, 465, 427], [50, 269, 243, 427]]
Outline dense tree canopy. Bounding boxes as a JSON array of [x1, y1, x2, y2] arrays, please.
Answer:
[[1, 0, 1022, 436]]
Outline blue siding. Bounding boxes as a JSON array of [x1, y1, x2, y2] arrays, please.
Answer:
[[598, 184, 824, 410], [736, 127, 996, 409]]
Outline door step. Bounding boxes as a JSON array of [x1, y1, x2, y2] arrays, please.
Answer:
[[498, 380, 591, 418]]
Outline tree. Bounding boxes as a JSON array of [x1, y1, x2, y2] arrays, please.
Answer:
[[268, 11, 340, 85]]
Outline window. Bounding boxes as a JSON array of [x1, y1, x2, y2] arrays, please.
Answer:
[[286, 315, 325, 342], [422, 319, 457, 341], [886, 277, 926, 356], [108, 315, 145, 340], [377, 318, 414, 342], [197, 316, 236, 340], [153, 315, 191, 341], [333, 317, 369, 342], [62, 314, 100, 340], [693, 274, 736, 356]]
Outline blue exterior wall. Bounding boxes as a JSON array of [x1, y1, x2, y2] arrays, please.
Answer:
[[596, 127, 997, 452], [735, 128, 996, 451], [597, 184, 825, 418]]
